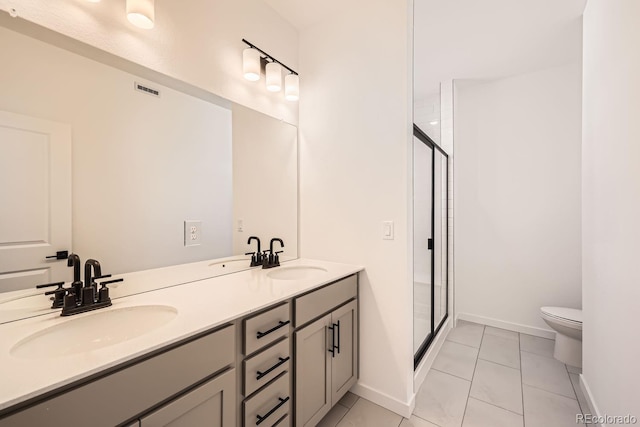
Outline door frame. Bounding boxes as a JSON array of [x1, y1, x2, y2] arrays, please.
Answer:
[[413, 124, 449, 369]]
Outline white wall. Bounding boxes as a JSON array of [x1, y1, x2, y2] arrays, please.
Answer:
[[582, 0, 640, 421], [298, 0, 414, 415], [232, 103, 298, 258], [454, 63, 582, 333], [0, 26, 233, 276], [0, 0, 298, 125]]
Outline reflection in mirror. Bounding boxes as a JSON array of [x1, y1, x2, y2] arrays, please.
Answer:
[[0, 18, 297, 322]]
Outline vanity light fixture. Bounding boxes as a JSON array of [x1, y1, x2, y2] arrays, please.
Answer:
[[127, 0, 155, 30], [266, 61, 282, 92], [284, 74, 299, 101], [242, 39, 299, 101], [243, 48, 261, 82]]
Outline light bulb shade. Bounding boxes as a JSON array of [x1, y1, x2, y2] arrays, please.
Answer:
[[285, 74, 299, 101], [243, 48, 261, 81], [265, 62, 282, 92], [127, 0, 155, 29]]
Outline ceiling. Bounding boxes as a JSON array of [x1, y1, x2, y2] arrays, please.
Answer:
[[413, 0, 586, 100], [262, 0, 586, 101]]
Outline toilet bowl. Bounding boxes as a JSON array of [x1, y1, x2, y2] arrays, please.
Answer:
[[540, 306, 582, 368]]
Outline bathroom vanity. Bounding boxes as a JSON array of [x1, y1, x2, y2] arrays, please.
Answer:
[[0, 259, 362, 427]]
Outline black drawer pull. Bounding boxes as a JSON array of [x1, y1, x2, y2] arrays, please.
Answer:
[[256, 320, 290, 339], [256, 356, 290, 380], [256, 396, 290, 425]]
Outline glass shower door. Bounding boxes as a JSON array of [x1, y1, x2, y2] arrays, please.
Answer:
[[413, 135, 433, 356], [413, 125, 449, 368]]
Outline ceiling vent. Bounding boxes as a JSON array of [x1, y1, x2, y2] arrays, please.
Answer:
[[134, 82, 160, 97]]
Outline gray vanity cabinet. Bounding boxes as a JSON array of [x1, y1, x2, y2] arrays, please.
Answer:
[[294, 276, 358, 427], [139, 369, 236, 427]]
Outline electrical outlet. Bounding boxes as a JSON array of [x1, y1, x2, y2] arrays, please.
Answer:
[[184, 220, 202, 246]]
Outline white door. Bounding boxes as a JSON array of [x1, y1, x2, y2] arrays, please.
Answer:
[[0, 111, 72, 293]]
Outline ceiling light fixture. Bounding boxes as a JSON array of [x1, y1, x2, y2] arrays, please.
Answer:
[[241, 39, 299, 101], [127, 0, 155, 30]]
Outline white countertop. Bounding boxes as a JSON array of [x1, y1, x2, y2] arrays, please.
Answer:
[[0, 258, 362, 412]]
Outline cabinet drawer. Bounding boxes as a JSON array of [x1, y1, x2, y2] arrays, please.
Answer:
[[244, 338, 290, 397], [295, 275, 357, 327], [243, 372, 291, 427], [245, 303, 290, 356]]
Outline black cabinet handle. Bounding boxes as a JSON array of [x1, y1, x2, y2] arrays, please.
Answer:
[[328, 324, 336, 357], [336, 320, 341, 355], [256, 356, 290, 380], [256, 396, 289, 425], [45, 251, 68, 260], [256, 320, 290, 339]]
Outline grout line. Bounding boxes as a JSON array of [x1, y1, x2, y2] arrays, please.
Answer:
[[445, 337, 482, 350], [519, 332, 526, 427], [523, 383, 579, 401], [467, 396, 525, 417], [460, 325, 485, 426], [413, 413, 444, 427], [477, 354, 521, 371], [430, 367, 474, 383], [566, 364, 588, 424], [519, 348, 555, 358]]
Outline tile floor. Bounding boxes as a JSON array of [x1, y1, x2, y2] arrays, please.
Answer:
[[317, 320, 591, 427]]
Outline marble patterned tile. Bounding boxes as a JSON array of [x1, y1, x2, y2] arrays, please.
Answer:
[[414, 369, 471, 427], [462, 398, 523, 427], [400, 415, 440, 427], [338, 391, 359, 409], [469, 359, 523, 414], [433, 340, 480, 380], [569, 373, 592, 417], [447, 320, 485, 348], [336, 398, 402, 427], [484, 326, 519, 342], [521, 351, 575, 398], [519, 334, 554, 358], [318, 403, 349, 427], [522, 385, 582, 427], [478, 334, 521, 369]]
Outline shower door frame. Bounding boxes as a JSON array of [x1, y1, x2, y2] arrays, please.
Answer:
[[413, 124, 449, 369]]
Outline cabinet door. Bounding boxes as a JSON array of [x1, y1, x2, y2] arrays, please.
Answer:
[[294, 314, 332, 427], [330, 300, 358, 405], [140, 369, 235, 427]]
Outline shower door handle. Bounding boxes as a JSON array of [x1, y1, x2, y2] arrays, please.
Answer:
[[427, 238, 433, 250]]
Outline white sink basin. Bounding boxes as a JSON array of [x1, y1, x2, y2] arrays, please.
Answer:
[[267, 266, 328, 281], [11, 305, 177, 359]]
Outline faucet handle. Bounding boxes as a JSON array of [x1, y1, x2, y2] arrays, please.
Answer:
[[36, 281, 65, 289], [93, 274, 112, 281]]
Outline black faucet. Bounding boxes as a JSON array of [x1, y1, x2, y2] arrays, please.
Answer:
[[84, 259, 102, 288], [263, 238, 284, 269], [37, 256, 122, 316], [245, 236, 264, 267]]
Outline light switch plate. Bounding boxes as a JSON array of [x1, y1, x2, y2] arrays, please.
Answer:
[[184, 220, 202, 246], [382, 221, 394, 240]]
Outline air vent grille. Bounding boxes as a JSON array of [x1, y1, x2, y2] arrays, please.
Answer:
[[134, 82, 160, 97]]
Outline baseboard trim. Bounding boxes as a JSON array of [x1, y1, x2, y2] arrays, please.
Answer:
[[350, 383, 413, 418], [414, 318, 452, 392], [456, 312, 556, 339], [579, 374, 603, 427]]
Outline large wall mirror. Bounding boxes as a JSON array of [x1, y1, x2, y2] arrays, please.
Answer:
[[0, 17, 298, 322]]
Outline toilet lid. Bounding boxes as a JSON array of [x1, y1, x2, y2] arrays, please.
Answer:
[[541, 306, 582, 323]]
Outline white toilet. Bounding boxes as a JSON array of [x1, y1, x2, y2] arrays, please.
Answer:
[[540, 306, 583, 368]]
